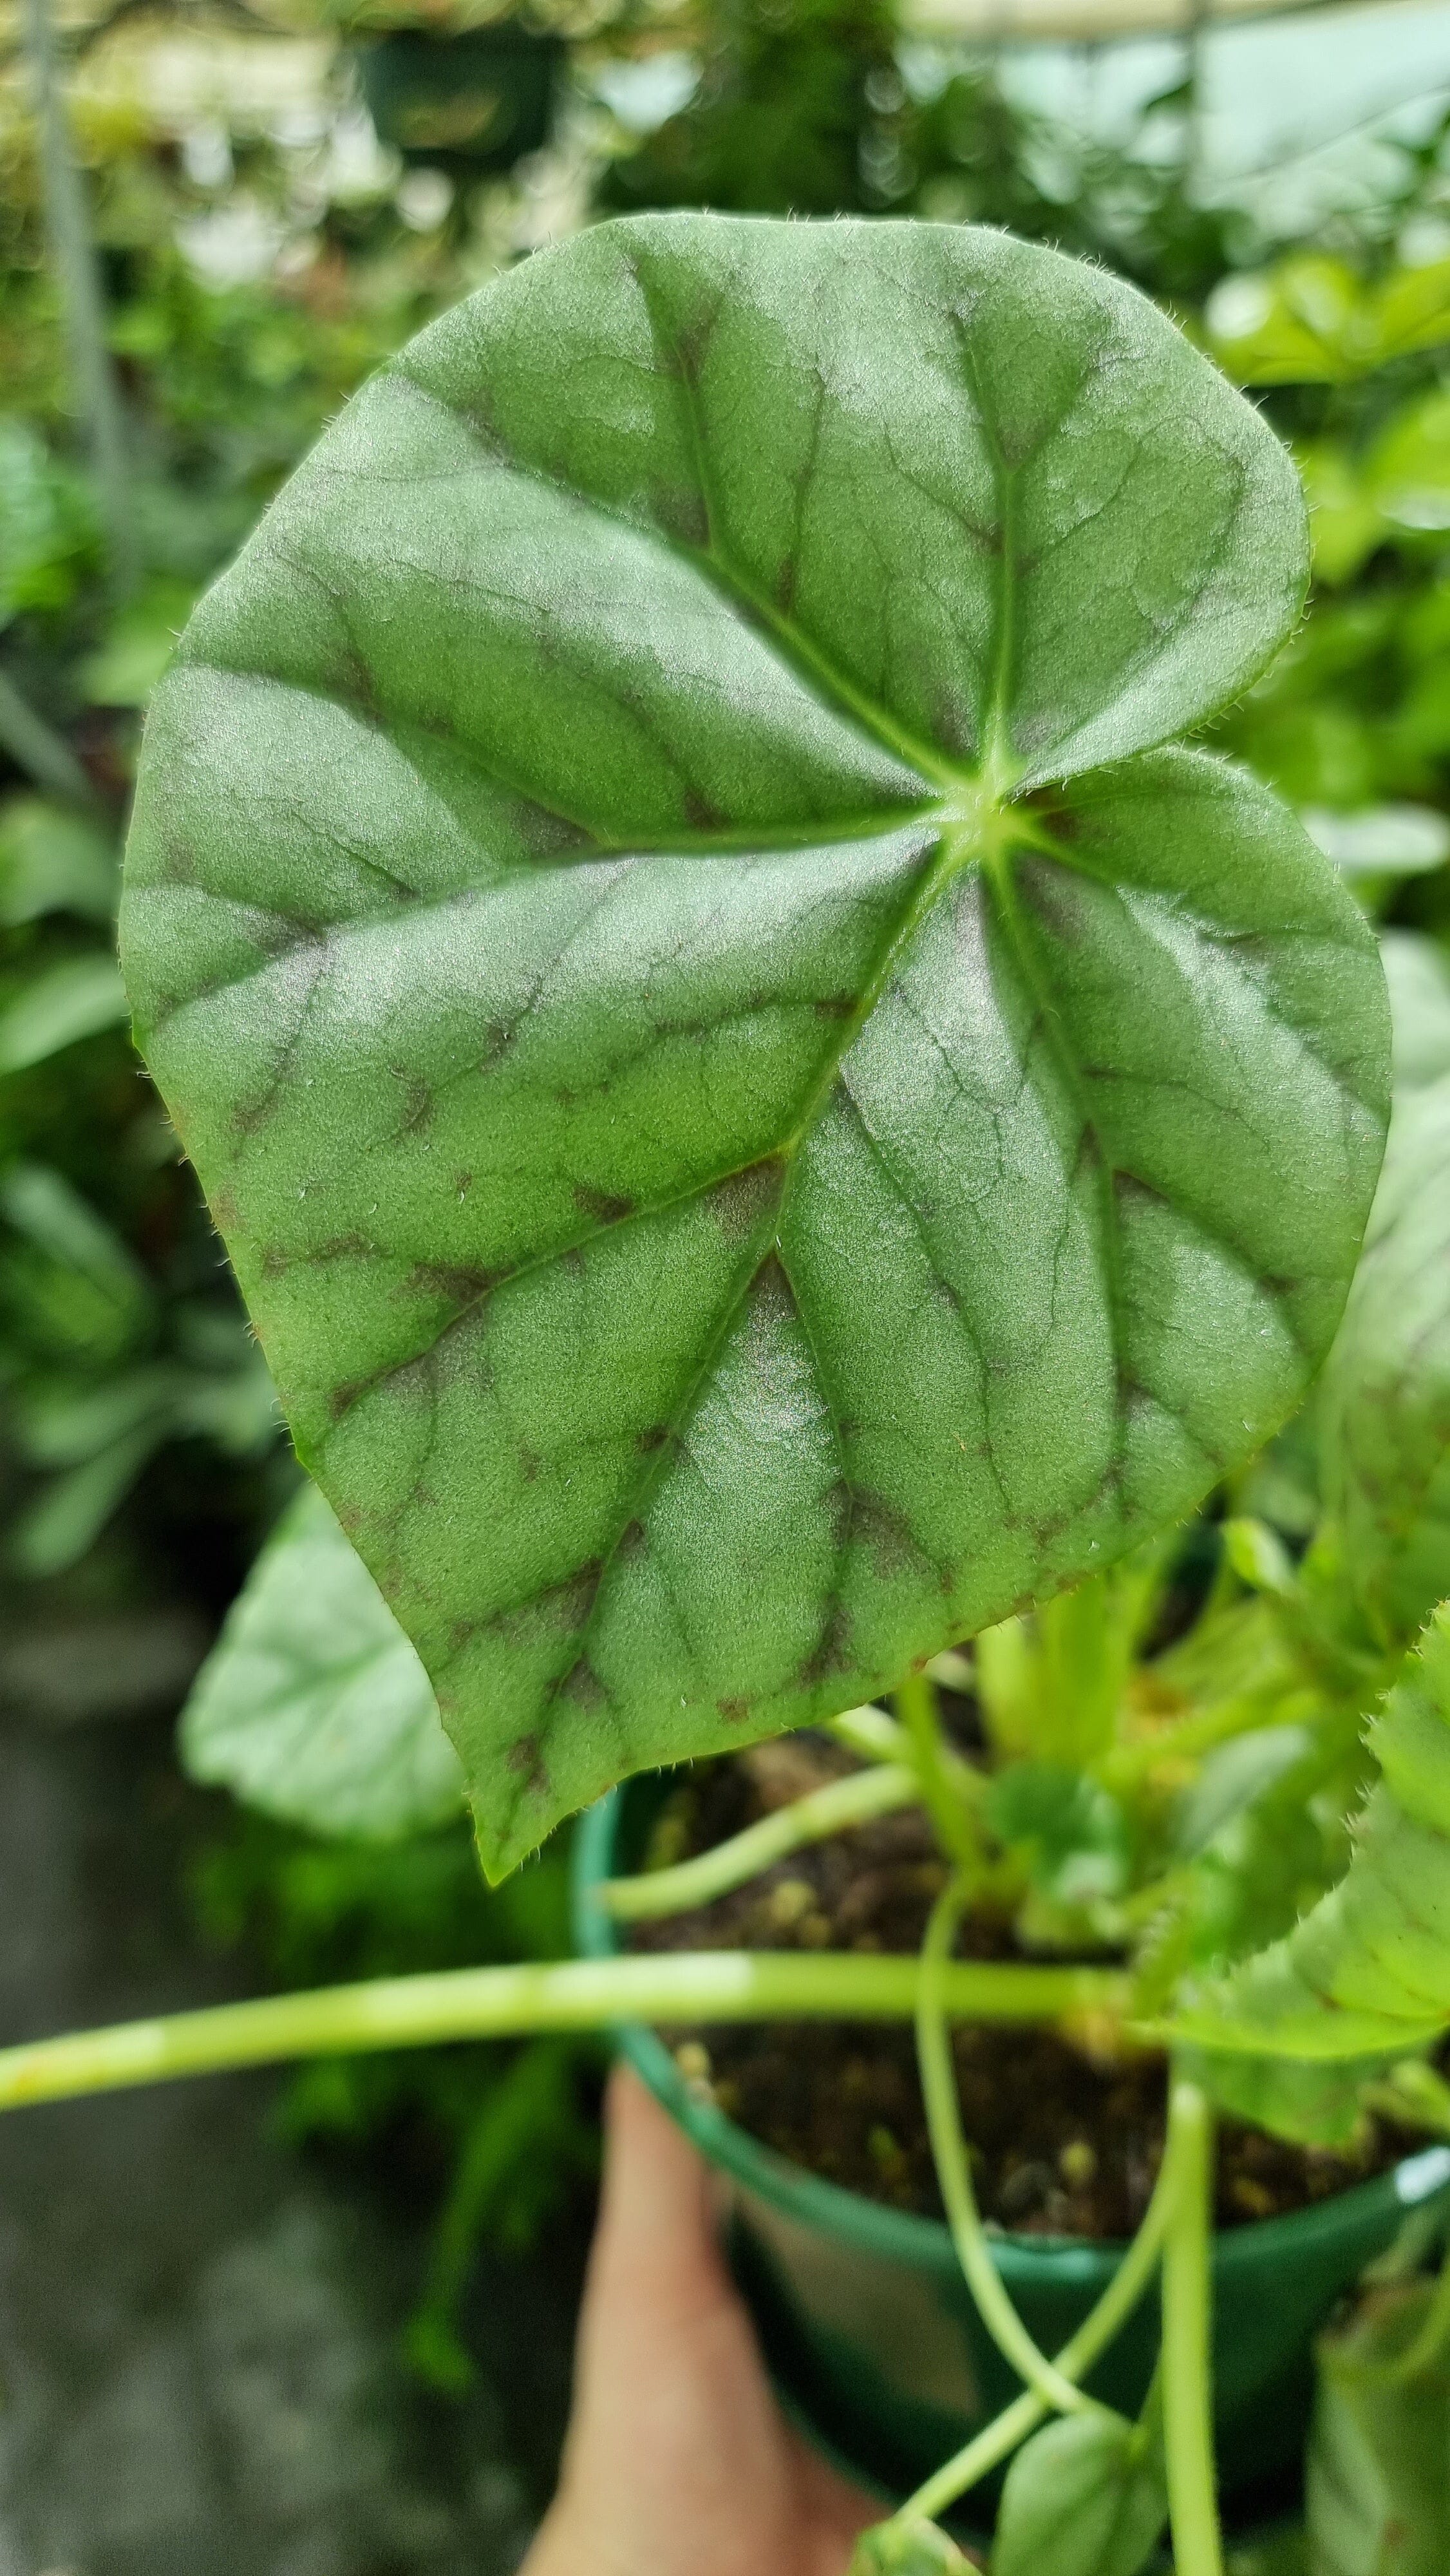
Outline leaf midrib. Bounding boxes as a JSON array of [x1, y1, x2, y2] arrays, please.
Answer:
[[388, 359, 974, 805]]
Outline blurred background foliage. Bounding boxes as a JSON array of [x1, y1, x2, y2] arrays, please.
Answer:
[[2, 0, 1450, 2390]]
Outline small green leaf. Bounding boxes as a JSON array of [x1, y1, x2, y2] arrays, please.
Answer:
[[1222, 1516, 1297, 1598], [852, 2518, 974, 2575], [1174, 1756, 1348, 2007], [1303, 807, 1450, 882], [182, 1480, 464, 1841], [122, 213, 1387, 1872], [1366, 391, 1450, 538], [1380, 933, 1450, 1096], [12, 1426, 169, 1576], [986, 1762, 1130, 1906], [1177, 1607, 1450, 2069], [0, 1164, 155, 1365], [0, 1160, 151, 1312], [78, 576, 197, 710], [15, 1365, 178, 1466], [0, 954, 129, 1072], [1292, 391, 1450, 591], [0, 796, 116, 926], [1307, 2284, 1450, 2576], [990, 2411, 1166, 2576], [1372, 260, 1450, 366], [1205, 259, 1362, 385], [1187, 2045, 1391, 2150], [975, 1537, 1174, 1765], [1174, 1724, 1313, 1858], [1321, 1077, 1450, 1649]]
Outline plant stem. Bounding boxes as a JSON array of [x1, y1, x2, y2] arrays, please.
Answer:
[[828, 1704, 911, 1765], [896, 1669, 981, 1870], [918, 1875, 1095, 2416], [899, 2135, 1179, 2524], [1162, 2072, 1223, 2576], [23, 0, 133, 589], [600, 1763, 918, 1920], [0, 1950, 1134, 2114], [833, 1703, 988, 1820]]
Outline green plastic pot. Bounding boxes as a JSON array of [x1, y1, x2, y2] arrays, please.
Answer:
[[573, 1776, 1450, 2514]]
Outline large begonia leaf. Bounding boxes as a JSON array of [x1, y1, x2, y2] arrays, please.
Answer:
[[120, 214, 1389, 1875]]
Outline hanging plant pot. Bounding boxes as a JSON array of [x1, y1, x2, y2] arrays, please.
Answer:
[[357, 26, 563, 177], [572, 1774, 1450, 2520]]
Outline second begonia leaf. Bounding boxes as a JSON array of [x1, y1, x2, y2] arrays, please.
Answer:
[[120, 214, 1389, 1873]]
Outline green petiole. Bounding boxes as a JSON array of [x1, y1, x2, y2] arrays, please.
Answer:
[[0, 1949, 1135, 2114], [868, 1926, 1182, 2548], [1162, 2073, 1223, 2576], [828, 1705, 914, 1765], [896, 1669, 984, 1872], [916, 1872, 1097, 2417], [600, 1763, 919, 1920]]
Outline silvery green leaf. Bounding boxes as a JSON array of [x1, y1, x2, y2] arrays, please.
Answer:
[[121, 213, 1386, 1871], [182, 1481, 462, 1841]]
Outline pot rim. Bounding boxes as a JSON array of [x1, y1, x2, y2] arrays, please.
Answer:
[[572, 1778, 1450, 2284]]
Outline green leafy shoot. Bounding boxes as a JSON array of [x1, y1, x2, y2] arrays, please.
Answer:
[[975, 1534, 1177, 1767], [0, 1162, 278, 1577]]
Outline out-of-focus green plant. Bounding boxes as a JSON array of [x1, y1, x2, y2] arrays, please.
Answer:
[[602, 17, 1239, 301], [191, 1804, 598, 2391], [0, 7, 519, 1597], [1205, 251, 1450, 387], [1, 6, 600, 2391]]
